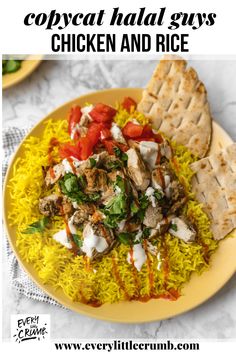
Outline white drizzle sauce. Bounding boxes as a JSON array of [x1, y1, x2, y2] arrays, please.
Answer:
[[127, 243, 147, 272], [110, 123, 126, 144], [145, 186, 157, 207], [81, 223, 108, 258], [53, 229, 72, 249]]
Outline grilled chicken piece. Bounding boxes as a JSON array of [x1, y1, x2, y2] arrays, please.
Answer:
[[160, 139, 173, 160], [107, 170, 124, 183], [76, 152, 109, 175], [145, 215, 174, 240], [100, 185, 115, 205], [72, 205, 96, 225], [169, 216, 196, 243], [143, 204, 163, 228], [39, 194, 63, 216], [62, 196, 73, 215], [168, 180, 187, 214], [126, 148, 150, 191], [151, 163, 171, 190], [45, 163, 64, 186], [122, 219, 141, 233], [81, 222, 116, 260], [151, 162, 186, 214], [84, 168, 109, 193]]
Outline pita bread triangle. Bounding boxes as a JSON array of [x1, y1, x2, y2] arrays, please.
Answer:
[[138, 55, 212, 158]]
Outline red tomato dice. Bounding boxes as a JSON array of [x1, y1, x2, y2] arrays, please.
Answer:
[[122, 97, 137, 112], [103, 140, 129, 155], [59, 143, 81, 160], [122, 121, 144, 138], [77, 137, 93, 160], [68, 106, 82, 136], [90, 103, 117, 123]]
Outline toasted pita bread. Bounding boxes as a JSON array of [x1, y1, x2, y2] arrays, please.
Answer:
[[191, 143, 236, 240], [138, 55, 212, 158]]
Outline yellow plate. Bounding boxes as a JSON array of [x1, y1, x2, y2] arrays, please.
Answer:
[[2, 55, 43, 90], [3, 88, 236, 323]]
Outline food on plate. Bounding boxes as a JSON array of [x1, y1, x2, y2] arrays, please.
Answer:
[[191, 143, 236, 240], [7, 57, 235, 307], [138, 55, 212, 158], [8, 97, 220, 306]]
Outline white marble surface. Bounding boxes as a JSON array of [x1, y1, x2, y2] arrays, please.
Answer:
[[2, 59, 236, 341]]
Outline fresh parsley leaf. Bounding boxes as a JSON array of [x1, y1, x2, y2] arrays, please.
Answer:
[[64, 174, 78, 193], [113, 147, 128, 165], [130, 201, 139, 214], [114, 175, 126, 193], [89, 192, 101, 202], [72, 233, 83, 248], [89, 158, 96, 168], [142, 228, 151, 238], [78, 175, 86, 189], [139, 195, 149, 209], [118, 232, 135, 245], [103, 176, 131, 228], [105, 193, 127, 215], [59, 173, 99, 204], [154, 190, 164, 201], [170, 223, 178, 232], [107, 160, 123, 170], [23, 217, 49, 234], [134, 195, 149, 221]]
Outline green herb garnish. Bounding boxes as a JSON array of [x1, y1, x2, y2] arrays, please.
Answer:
[[89, 158, 96, 168], [142, 228, 151, 238], [154, 190, 164, 201], [170, 223, 178, 232], [103, 176, 129, 228], [113, 147, 128, 165], [72, 233, 83, 248], [118, 231, 143, 245], [130, 201, 139, 214], [23, 217, 49, 234], [107, 160, 123, 170], [59, 173, 99, 203]]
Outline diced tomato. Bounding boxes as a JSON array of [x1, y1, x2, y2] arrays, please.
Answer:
[[100, 127, 112, 141], [122, 121, 144, 138], [90, 103, 117, 123], [77, 137, 93, 160], [103, 140, 129, 155], [68, 106, 82, 136], [141, 125, 154, 138], [86, 122, 103, 146], [122, 97, 137, 112], [153, 133, 163, 143], [59, 143, 81, 160]]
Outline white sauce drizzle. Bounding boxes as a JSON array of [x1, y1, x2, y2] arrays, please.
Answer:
[[145, 187, 157, 208], [53, 229, 72, 249], [110, 123, 126, 144], [81, 223, 108, 258], [127, 243, 147, 272]]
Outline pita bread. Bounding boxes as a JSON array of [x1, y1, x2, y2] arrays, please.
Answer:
[[191, 143, 236, 240], [138, 55, 212, 158]]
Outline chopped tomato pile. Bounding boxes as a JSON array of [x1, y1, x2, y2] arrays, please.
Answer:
[[60, 97, 162, 161]]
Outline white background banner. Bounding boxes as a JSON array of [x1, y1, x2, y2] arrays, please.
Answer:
[[1, 0, 236, 56]]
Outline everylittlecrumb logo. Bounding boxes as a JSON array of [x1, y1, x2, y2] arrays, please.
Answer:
[[11, 314, 50, 343]]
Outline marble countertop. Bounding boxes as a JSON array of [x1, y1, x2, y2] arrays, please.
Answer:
[[2, 59, 236, 341]]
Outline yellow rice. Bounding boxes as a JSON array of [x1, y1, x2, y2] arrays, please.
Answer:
[[8, 107, 218, 305]]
